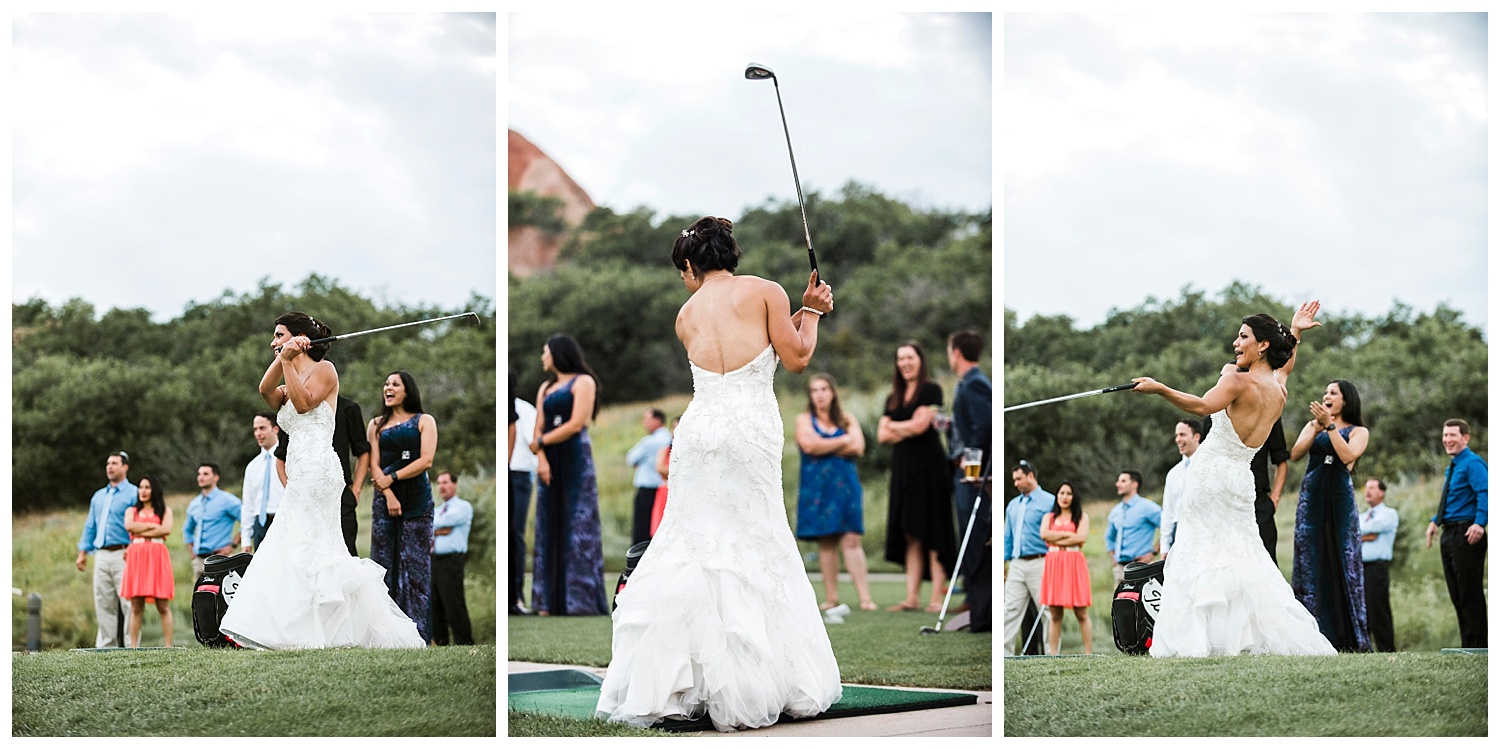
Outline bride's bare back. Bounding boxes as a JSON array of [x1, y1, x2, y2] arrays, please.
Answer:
[[677, 275, 777, 373], [1223, 368, 1287, 449]]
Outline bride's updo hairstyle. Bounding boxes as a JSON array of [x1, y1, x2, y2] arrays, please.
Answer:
[[275, 311, 332, 362], [671, 216, 741, 277], [1241, 313, 1297, 370]]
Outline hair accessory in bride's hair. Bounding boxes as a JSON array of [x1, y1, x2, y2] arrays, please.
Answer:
[[681, 229, 695, 238]]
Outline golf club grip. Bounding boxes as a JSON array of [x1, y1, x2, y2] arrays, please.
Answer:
[[1102, 383, 1139, 393]]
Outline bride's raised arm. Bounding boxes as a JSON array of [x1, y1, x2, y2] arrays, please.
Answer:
[[280, 337, 337, 414], [765, 271, 833, 374], [1276, 300, 1322, 386], [259, 356, 287, 409]]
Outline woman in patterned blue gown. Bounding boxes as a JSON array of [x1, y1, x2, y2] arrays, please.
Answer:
[[528, 333, 608, 616], [1289, 379, 1372, 652], [795, 373, 874, 612], [367, 370, 438, 643]]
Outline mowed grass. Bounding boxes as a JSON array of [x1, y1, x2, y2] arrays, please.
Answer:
[[1004, 652, 1487, 736], [12, 646, 496, 736]]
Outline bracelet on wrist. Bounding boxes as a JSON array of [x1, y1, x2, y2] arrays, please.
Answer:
[[800, 306, 825, 317]]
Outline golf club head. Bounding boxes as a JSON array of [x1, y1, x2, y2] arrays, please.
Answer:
[[744, 63, 775, 81], [919, 626, 940, 635], [463, 311, 482, 326]]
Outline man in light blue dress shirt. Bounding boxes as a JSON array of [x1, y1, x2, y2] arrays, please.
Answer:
[[182, 463, 243, 580], [1106, 470, 1161, 586], [74, 451, 138, 648], [1004, 461, 1054, 656], [626, 409, 673, 546], [1358, 477, 1398, 652], [431, 470, 474, 645]]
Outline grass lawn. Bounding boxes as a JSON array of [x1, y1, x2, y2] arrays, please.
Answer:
[[1004, 652, 1487, 736], [12, 645, 497, 736]]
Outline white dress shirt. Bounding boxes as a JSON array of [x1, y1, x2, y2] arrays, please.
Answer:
[[1160, 453, 1192, 557], [510, 398, 538, 473], [242, 447, 285, 533]]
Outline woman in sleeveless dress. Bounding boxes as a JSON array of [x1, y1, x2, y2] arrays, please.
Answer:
[[528, 333, 608, 616], [121, 475, 174, 647], [1290, 379, 1372, 652], [1039, 481, 1091, 655], [1130, 301, 1336, 657], [596, 216, 840, 731], [366, 371, 438, 641], [878, 342, 958, 613], [795, 373, 873, 612], [219, 312, 424, 649]]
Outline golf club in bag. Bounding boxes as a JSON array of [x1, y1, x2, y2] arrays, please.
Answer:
[[745, 63, 825, 288], [192, 552, 254, 648], [920, 472, 989, 635]]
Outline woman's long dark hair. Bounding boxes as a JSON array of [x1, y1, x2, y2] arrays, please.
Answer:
[[274, 311, 332, 362], [546, 333, 601, 419], [1331, 379, 1365, 427], [374, 370, 424, 433], [806, 373, 850, 431], [136, 475, 165, 521], [1052, 481, 1083, 529], [885, 341, 932, 411]]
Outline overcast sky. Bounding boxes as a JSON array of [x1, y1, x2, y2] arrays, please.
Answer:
[[1005, 13, 1487, 333], [12, 13, 496, 321], [508, 12, 993, 220]]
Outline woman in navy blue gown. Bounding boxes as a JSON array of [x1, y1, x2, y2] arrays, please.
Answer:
[[1289, 378, 1372, 652], [528, 333, 609, 616]]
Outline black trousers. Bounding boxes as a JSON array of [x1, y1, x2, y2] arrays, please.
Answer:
[[1254, 492, 1277, 563], [1362, 559, 1394, 652], [509, 471, 532, 608], [1440, 526, 1487, 648], [340, 486, 358, 556], [631, 486, 657, 547], [430, 552, 474, 645]]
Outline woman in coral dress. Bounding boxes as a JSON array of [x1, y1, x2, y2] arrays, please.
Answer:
[[120, 475, 175, 648], [1039, 481, 1093, 654]]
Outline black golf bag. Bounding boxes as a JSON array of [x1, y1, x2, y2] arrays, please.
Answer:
[[612, 541, 650, 611], [1111, 559, 1165, 655], [192, 552, 253, 648]]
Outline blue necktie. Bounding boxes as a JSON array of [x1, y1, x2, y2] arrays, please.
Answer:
[[94, 487, 114, 549], [259, 451, 272, 526]]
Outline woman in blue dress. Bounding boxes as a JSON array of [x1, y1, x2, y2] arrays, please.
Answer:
[[795, 374, 873, 611], [367, 370, 438, 642], [527, 333, 609, 616], [1289, 378, 1372, 652]]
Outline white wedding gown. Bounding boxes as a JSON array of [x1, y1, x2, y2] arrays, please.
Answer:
[[1150, 410, 1336, 657], [595, 345, 843, 731], [219, 399, 425, 649]]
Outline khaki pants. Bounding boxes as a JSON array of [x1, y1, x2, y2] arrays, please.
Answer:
[[1002, 556, 1045, 656], [92, 548, 131, 648]]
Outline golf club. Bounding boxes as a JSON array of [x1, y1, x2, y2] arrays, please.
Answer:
[[920, 476, 987, 635], [1003, 382, 1138, 413], [745, 62, 823, 286], [275, 312, 481, 353]]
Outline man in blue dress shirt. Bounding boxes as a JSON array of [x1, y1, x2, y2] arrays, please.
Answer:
[[1003, 461, 1053, 656], [74, 451, 138, 648], [430, 470, 475, 645], [1106, 470, 1161, 586], [1358, 477, 1399, 652], [182, 463, 243, 580], [1424, 419, 1487, 648], [947, 330, 993, 632], [625, 409, 673, 546]]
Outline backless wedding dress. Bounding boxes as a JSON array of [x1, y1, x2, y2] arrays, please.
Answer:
[[1149, 410, 1336, 657], [596, 345, 843, 730], [220, 399, 425, 649]]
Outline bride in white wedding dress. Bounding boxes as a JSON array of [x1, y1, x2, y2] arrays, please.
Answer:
[[219, 312, 424, 650], [595, 217, 842, 731], [1131, 301, 1336, 657]]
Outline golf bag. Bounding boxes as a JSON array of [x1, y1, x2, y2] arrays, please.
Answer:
[[192, 552, 253, 648], [612, 541, 650, 611], [1111, 559, 1165, 655]]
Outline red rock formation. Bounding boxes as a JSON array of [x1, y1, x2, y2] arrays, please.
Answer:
[[508, 129, 596, 277]]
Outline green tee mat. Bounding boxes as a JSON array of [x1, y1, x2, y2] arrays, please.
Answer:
[[1440, 648, 1488, 655], [509, 669, 977, 732]]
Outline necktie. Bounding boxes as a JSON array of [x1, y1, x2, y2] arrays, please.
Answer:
[[194, 497, 204, 553], [94, 486, 114, 549], [1436, 460, 1455, 524], [1117, 501, 1128, 563], [259, 451, 272, 526]]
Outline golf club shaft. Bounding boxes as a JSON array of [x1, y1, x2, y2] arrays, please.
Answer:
[[306, 312, 480, 346], [1002, 383, 1137, 413], [770, 78, 822, 283]]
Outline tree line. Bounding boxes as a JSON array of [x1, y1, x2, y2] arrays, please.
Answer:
[[1004, 284, 1488, 503], [12, 275, 496, 514], [507, 181, 994, 410]]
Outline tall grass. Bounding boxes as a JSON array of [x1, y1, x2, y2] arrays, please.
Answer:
[[11, 474, 497, 650]]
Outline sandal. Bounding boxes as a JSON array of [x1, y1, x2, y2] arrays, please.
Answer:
[[886, 602, 920, 612], [859, 601, 878, 611]]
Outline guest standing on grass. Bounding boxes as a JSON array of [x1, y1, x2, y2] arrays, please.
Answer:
[[1424, 418, 1487, 649], [625, 408, 673, 546], [367, 370, 439, 642], [1003, 460, 1053, 656], [1039, 481, 1092, 655], [1358, 478, 1398, 652], [796, 373, 874, 612], [182, 463, 242, 580], [878, 341, 958, 614], [1159, 419, 1203, 558], [430, 470, 474, 646], [1105, 470, 1160, 586], [121, 475, 175, 648], [509, 387, 538, 615], [946, 329, 993, 629], [75, 451, 138, 648]]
